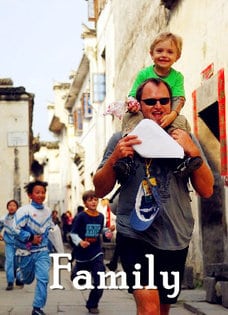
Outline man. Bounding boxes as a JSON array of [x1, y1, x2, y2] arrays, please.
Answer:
[[93, 78, 214, 315]]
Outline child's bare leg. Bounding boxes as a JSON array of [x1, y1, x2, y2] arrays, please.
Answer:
[[122, 111, 144, 136]]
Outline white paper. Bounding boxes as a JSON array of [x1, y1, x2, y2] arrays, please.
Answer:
[[48, 225, 64, 253], [129, 119, 184, 158]]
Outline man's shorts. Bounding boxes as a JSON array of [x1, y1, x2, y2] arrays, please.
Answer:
[[117, 233, 188, 304]]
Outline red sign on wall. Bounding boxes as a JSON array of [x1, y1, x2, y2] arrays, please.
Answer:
[[192, 67, 228, 176], [217, 69, 227, 176]]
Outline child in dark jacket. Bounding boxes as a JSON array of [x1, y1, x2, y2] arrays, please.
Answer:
[[70, 190, 115, 314]]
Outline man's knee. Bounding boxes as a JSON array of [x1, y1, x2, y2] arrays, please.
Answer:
[[133, 289, 160, 315]]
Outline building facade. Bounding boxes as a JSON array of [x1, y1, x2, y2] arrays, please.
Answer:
[[0, 78, 34, 215], [46, 0, 228, 284]]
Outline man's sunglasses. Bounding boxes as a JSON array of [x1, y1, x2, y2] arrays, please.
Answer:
[[141, 98, 170, 106]]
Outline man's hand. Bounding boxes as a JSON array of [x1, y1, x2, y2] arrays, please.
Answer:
[[113, 134, 142, 160], [171, 128, 214, 198], [170, 129, 201, 157], [93, 135, 141, 198]]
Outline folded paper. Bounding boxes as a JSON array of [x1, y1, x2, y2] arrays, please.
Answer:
[[129, 119, 184, 158]]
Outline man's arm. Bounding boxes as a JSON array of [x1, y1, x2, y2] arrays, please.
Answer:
[[171, 129, 214, 198], [93, 155, 118, 198], [190, 162, 214, 198]]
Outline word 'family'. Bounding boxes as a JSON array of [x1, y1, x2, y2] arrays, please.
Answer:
[[50, 253, 180, 298]]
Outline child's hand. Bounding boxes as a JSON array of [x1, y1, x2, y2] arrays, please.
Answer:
[[127, 97, 141, 113], [103, 101, 126, 119], [32, 235, 42, 245], [0, 234, 3, 241], [109, 224, 115, 232], [160, 111, 177, 128], [104, 230, 113, 239], [80, 240, 90, 248]]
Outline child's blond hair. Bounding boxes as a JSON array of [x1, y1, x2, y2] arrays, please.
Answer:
[[150, 32, 183, 59]]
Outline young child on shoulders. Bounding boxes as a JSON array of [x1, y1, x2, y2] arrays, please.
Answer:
[[13, 180, 54, 315], [107, 32, 202, 183], [123, 32, 185, 135], [0, 199, 24, 290], [70, 190, 115, 314]]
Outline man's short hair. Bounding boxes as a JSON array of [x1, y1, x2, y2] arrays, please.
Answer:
[[135, 78, 172, 102]]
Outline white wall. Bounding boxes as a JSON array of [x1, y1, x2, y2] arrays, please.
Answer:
[[91, 0, 228, 277], [0, 99, 30, 215]]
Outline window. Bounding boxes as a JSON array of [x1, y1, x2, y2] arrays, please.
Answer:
[[82, 92, 92, 118], [87, 0, 107, 21], [74, 109, 83, 134], [93, 73, 106, 103], [68, 114, 74, 125]]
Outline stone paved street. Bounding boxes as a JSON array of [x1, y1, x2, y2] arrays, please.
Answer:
[[1, 258, 227, 315]]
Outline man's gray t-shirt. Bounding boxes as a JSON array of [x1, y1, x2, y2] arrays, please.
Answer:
[[98, 132, 195, 251]]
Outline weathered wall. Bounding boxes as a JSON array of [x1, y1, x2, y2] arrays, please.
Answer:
[[112, 0, 168, 99], [94, 0, 228, 280], [0, 99, 30, 215]]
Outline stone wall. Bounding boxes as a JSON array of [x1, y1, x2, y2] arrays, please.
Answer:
[[88, 0, 228, 283]]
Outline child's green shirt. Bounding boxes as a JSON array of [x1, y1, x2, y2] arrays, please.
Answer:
[[129, 65, 185, 98]]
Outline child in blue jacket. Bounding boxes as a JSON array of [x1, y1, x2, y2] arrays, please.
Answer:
[[0, 199, 24, 290], [13, 180, 54, 315]]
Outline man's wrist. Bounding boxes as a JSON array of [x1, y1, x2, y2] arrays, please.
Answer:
[[186, 148, 201, 158], [109, 152, 119, 168]]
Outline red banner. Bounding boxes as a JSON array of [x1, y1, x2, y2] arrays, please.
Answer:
[[192, 89, 199, 138], [217, 69, 228, 176]]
